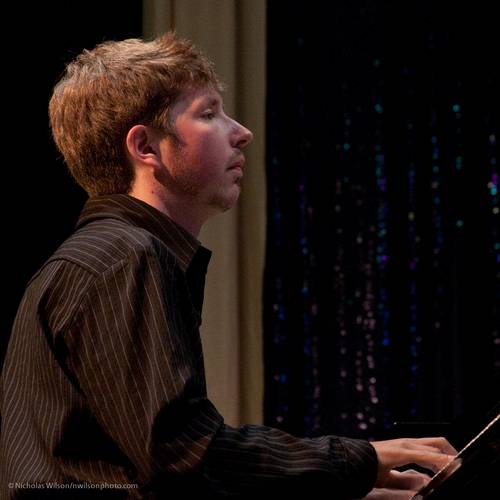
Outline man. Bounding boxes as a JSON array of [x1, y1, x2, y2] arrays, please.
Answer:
[[0, 33, 455, 499]]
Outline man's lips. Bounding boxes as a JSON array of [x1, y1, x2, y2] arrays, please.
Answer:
[[228, 156, 245, 171]]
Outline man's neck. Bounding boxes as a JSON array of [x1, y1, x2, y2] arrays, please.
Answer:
[[128, 186, 207, 238]]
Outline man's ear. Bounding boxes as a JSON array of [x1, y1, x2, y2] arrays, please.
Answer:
[[125, 125, 162, 168]]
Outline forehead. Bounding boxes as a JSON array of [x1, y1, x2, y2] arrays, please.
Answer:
[[174, 86, 223, 111]]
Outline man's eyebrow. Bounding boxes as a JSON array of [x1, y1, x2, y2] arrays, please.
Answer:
[[200, 95, 222, 107]]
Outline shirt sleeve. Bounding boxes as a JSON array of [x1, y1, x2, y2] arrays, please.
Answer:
[[63, 247, 377, 498], [203, 424, 378, 498]]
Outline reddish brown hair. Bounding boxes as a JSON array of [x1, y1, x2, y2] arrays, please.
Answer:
[[49, 32, 222, 196]]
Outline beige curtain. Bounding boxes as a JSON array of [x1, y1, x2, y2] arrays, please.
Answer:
[[143, 0, 266, 426]]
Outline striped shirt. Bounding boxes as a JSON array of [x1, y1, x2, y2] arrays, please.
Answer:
[[0, 194, 377, 499]]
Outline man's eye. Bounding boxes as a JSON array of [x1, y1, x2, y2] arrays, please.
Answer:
[[202, 111, 215, 119]]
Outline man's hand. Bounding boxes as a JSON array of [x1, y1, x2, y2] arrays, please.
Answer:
[[371, 437, 456, 485], [361, 469, 429, 499], [361, 437, 457, 499]]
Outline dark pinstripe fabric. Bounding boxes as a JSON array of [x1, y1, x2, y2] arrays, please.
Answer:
[[0, 194, 378, 499]]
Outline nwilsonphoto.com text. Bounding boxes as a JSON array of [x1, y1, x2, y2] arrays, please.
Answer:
[[9, 481, 138, 490]]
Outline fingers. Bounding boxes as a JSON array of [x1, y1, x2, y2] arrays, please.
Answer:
[[410, 437, 458, 455], [394, 437, 458, 458], [371, 437, 457, 483], [400, 449, 455, 473], [398, 438, 456, 472], [362, 470, 431, 500], [362, 488, 418, 500], [383, 470, 430, 491]]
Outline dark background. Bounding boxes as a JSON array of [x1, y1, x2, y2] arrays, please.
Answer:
[[264, 0, 499, 446], [2, 1, 143, 364]]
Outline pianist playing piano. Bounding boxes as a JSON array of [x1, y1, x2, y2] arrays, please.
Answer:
[[0, 32, 457, 499]]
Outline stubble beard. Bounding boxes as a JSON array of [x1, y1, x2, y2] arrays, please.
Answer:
[[167, 142, 241, 213], [208, 179, 241, 212]]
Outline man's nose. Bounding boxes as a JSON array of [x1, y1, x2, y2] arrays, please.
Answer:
[[232, 121, 254, 149]]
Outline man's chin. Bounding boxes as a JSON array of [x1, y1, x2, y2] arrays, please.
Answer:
[[209, 191, 241, 213]]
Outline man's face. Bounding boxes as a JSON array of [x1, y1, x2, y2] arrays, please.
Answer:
[[158, 86, 253, 214]]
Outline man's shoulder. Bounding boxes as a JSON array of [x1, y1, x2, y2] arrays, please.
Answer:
[[52, 217, 175, 275], [20, 218, 180, 334]]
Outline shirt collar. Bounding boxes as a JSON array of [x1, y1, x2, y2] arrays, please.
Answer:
[[75, 194, 211, 273]]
